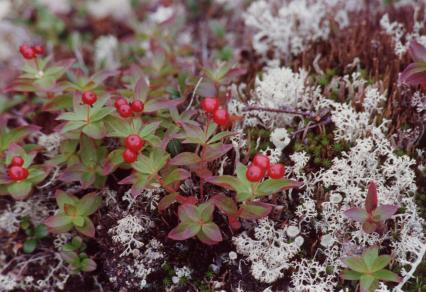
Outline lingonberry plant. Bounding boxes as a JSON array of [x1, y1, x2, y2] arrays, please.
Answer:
[[20, 217, 49, 253], [344, 182, 399, 234], [60, 236, 96, 273], [341, 247, 401, 292]]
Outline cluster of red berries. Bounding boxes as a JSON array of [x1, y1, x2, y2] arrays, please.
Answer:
[[82, 91, 98, 106], [200, 97, 230, 126], [122, 134, 145, 163], [19, 44, 45, 60], [246, 154, 285, 182], [114, 97, 144, 118], [7, 156, 29, 181]]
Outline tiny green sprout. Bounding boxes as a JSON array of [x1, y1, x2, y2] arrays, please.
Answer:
[[341, 247, 401, 292], [344, 181, 399, 234], [44, 190, 102, 237], [61, 236, 96, 273], [168, 202, 223, 245], [20, 217, 49, 253]]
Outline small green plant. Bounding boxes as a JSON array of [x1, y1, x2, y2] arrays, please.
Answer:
[[168, 202, 222, 245], [341, 247, 401, 292], [20, 217, 49, 253], [344, 181, 399, 234], [44, 190, 102, 237], [61, 236, 96, 273]]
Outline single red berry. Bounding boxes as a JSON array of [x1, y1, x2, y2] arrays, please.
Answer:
[[268, 163, 285, 179], [10, 156, 25, 167], [130, 100, 144, 112], [253, 154, 270, 171], [246, 164, 265, 182], [201, 97, 219, 113], [82, 91, 97, 106], [122, 149, 138, 163], [33, 45, 45, 55], [8, 166, 29, 181], [118, 104, 133, 118], [114, 97, 128, 109], [19, 44, 36, 59], [124, 135, 144, 152], [213, 108, 230, 126]]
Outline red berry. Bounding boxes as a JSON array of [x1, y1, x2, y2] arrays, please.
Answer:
[[246, 164, 265, 182], [82, 91, 97, 106], [33, 45, 45, 55], [122, 149, 138, 163], [118, 104, 132, 118], [114, 97, 128, 109], [8, 166, 29, 181], [253, 154, 270, 171], [213, 108, 230, 126], [130, 100, 144, 112], [19, 44, 36, 59], [201, 97, 219, 113], [124, 135, 144, 152], [268, 163, 285, 179], [10, 156, 24, 167]]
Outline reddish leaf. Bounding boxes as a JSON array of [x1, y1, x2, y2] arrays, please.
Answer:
[[77, 192, 102, 216], [201, 223, 222, 242], [344, 207, 368, 223], [373, 205, 399, 221], [409, 39, 426, 62], [211, 194, 238, 216], [169, 152, 202, 166], [198, 202, 215, 222], [168, 222, 200, 240], [158, 193, 178, 211], [44, 214, 73, 233], [239, 202, 272, 219], [362, 221, 378, 234], [75, 218, 96, 237], [365, 182, 378, 213], [399, 62, 426, 86], [178, 204, 199, 222], [204, 143, 233, 162], [163, 168, 191, 186]]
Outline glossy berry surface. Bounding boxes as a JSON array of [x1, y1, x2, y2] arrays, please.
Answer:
[[253, 154, 270, 170], [114, 97, 128, 109], [33, 45, 45, 55], [246, 164, 265, 182], [268, 163, 285, 179], [82, 91, 97, 106], [8, 166, 29, 181], [201, 97, 219, 113], [213, 108, 230, 126], [10, 156, 25, 167], [19, 44, 36, 59], [117, 104, 132, 118], [131, 100, 144, 112], [122, 149, 138, 163], [124, 135, 144, 152]]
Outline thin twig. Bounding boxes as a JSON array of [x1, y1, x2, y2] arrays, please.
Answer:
[[243, 105, 316, 118]]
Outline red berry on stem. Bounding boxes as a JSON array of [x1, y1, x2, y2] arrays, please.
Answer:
[[10, 156, 24, 167], [268, 163, 285, 179], [130, 100, 144, 112], [246, 164, 265, 182], [124, 135, 144, 152], [253, 154, 270, 171], [201, 97, 219, 113], [8, 166, 29, 181], [82, 91, 97, 106], [122, 149, 138, 163], [33, 45, 45, 55], [19, 44, 36, 59], [213, 108, 230, 126], [114, 97, 128, 109], [118, 104, 132, 118]]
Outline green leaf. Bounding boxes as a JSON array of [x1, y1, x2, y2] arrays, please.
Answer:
[[373, 205, 399, 221], [77, 192, 102, 216], [342, 256, 369, 273], [72, 216, 85, 227], [7, 181, 33, 200], [44, 214, 73, 233], [201, 223, 222, 242], [163, 168, 191, 186], [181, 123, 206, 144], [362, 247, 379, 270], [211, 194, 238, 215], [169, 152, 201, 166], [158, 193, 178, 211], [372, 269, 401, 282], [56, 190, 78, 211], [81, 258, 97, 272], [239, 202, 272, 219], [359, 275, 378, 292], [207, 131, 233, 144], [23, 239, 37, 253], [344, 208, 369, 223], [256, 179, 302, 197], [79, 135, 98, 167], [168, 222, 200, 240], [82, 122, 105, 139], [75, 218, 96, 237], [132, 148, 169, 175], [371, 255, 392, 272], [178, 204, 200, 223], [341, 269, 362, 280], [198, 202, 214, 222], [27, 167, 48, 184], [61, 121, 85, 133], [90, 107, 114, 122], [34, 224, 49, 239], [362, 221, 378, 234]]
